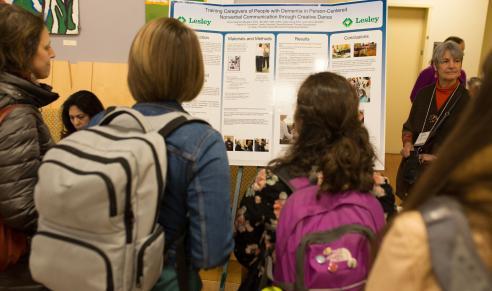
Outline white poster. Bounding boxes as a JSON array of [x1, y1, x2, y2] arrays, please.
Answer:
[[171, 0, 387, 169]]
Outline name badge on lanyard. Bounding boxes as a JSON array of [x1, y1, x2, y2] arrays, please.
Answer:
[[415, 131, 430, 147]]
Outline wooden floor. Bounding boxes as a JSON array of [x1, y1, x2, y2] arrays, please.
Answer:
[[199, 258, 242, 291], [381, 153, 403, 205], [202, 281, 240, 291]]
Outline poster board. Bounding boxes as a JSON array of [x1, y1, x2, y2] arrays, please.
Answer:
[[170, 0, 387, 169]]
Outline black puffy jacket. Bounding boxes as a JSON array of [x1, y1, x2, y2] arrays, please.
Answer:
[[0, 72, 58, 235]]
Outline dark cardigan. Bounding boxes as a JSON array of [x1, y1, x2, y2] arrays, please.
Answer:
[[402, 83, 470, 155], [396, 82, 470, 200]]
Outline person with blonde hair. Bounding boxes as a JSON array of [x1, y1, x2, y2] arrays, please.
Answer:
[[126, 18, 233, 290]]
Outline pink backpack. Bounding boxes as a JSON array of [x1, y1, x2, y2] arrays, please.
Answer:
[[274, 177, 385, 290]]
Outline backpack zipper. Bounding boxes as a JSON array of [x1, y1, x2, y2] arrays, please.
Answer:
[[136, 225, 164, 287], [35, 231, 114, 291], [86, 129, 165, 233], [53, 144, 134, 244], [41, 159, 117, 216]]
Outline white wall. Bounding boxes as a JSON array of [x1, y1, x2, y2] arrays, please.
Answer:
[[388, 0, 489, 77]]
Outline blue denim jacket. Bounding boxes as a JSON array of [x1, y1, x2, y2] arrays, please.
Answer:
[[91, 101, 233, 270]]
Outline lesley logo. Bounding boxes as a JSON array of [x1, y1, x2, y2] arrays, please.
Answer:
[[342, 18, 353, 27], [343, 16, 379, 28], [355, 16, 379, 24], [177, 16, 212, 26]]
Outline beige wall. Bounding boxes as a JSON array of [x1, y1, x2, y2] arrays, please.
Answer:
[[389, 0, 489, 78], [41, 60, 133, 110], [386, 7, 427, 153], [480, 0, 492, 70]]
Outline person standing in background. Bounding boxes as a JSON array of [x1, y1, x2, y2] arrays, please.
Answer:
[[60, 90, 104, 138], [409, 36, 467, 103], [396, 41, 470, 201], [256, 43, 264, 72], [263, 43, 270, 70], [280, 114, 292, 143], [467, 76, 482, 98]]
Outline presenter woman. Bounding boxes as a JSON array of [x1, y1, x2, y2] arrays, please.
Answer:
[[396, 41, 470, 201]]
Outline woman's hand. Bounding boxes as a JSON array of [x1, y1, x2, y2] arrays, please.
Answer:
[[419, 154, 437, 163], [400, 142, 414, 158]]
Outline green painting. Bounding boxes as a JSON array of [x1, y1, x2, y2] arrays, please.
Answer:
[[145, 0, 204, 23], [6, 0, 79, 35], [145, 0, 169, 23]]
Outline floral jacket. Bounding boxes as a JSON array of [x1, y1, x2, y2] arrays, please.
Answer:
[[234, 169, 396, 290], [234, 168, 292, 290]]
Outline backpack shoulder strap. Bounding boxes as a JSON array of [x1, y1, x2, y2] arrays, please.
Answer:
[[272, 166, 295, 192], [0, 105, 16, 124], [426, 86, 465, 145], [0, 104, 26, 125], [272, 167, 316, 193], [420, 196, 492, 291], [98, 106, 209, 137], [99, 106, 151, 132], [151, 111, 208, 138]]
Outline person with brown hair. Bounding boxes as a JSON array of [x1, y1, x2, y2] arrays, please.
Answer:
[[0, 2, 57, 287], [273, 72, 385, 289], [234, 72, 386, 290], [125, 18, 232, 290], [367, 52, 492, 291], [270, 72, 376, 190]]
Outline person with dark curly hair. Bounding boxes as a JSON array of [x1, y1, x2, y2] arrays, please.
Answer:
[[274, 72, 385, 288], [61, 90, 104, 138], [234, 72, 386, 290]]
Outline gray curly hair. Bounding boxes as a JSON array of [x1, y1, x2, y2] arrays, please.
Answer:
[[432, 41, 463, 66]]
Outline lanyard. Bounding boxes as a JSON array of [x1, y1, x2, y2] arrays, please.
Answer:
[[420, 84, 459, 135]]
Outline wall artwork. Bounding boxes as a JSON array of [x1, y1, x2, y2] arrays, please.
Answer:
[[145, 0, 169, 23], [5, 0, 79, 35], [145, 0, 204, 23]]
